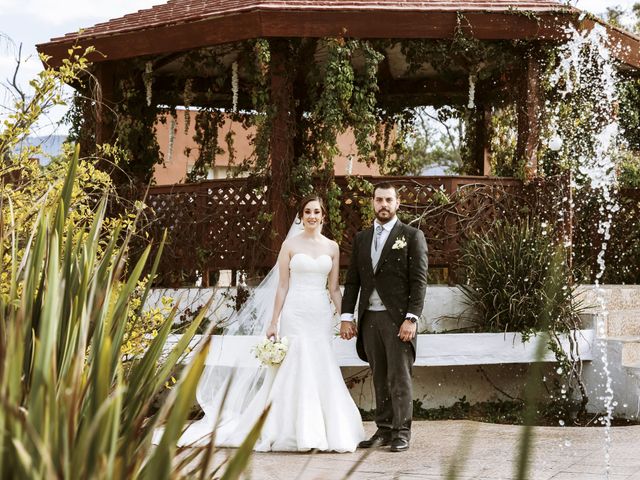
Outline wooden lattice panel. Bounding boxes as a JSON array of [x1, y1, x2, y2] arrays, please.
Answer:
[[145, 175, 574, 286]]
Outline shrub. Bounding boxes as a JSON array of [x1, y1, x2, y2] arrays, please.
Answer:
[[458, 218, 589, 418], [459, 218, 581, 339], [1, 45, 265, 479]]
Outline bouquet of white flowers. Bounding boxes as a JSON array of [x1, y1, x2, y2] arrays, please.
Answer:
[[252, 337, 289, 367]]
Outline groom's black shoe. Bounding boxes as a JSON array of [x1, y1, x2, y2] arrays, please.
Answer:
[[358, 432, 392, 448], [389, 438, 410, 452]]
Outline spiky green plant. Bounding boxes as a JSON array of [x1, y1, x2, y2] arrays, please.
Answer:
[[0, 149, 264, 479], [459, 218, 589, 419], [459, 218, 581, 339]]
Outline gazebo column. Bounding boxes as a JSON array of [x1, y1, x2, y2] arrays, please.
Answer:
[[268, 39, 296, 256], [94, 61, 117, 146], [473, 104, 492, 176], [516, 53, 543, 179]]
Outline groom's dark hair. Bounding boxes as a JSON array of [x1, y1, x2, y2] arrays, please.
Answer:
[[373, 182, 399, 198]]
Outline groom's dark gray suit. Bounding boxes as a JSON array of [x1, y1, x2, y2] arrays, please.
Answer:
[[342, 219, 428, 441]]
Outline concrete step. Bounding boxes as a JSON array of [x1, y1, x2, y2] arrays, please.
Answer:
[[606, 336, 640, 367]]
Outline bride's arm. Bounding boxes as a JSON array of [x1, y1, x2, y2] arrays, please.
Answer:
[[266, 244, 291, 339], [328, 242, 342, 315]]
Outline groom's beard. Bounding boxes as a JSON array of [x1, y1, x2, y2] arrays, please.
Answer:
[[375, 209, 396, 224]]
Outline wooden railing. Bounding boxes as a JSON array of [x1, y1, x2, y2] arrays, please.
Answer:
[[142, 175, 573, 286]]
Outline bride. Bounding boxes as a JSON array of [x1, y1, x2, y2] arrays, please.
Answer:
[[178, 194, 364, 452]]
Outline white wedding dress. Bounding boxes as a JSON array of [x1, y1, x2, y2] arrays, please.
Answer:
[[177, 253, 364, 452]]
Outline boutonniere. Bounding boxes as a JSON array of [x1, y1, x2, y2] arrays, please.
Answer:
[[392, 236, 407, 250]]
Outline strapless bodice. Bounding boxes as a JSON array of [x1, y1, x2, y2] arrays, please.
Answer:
[[288, 253, 332, 291]]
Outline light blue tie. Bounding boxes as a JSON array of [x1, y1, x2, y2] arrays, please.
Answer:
[[374, 225, 384, 251]]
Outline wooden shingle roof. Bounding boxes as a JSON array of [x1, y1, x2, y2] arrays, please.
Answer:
[[37, 0, 640, 69], [48, 0, 571, 41]]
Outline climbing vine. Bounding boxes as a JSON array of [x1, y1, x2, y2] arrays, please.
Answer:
[[187, 108, 225, 181], [113, 68, 163, 185], [66, 59, 163, 187], [66, 29, 546, 232], [295, 37, 385, 240]]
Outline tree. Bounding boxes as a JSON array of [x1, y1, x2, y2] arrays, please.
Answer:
[[397, 106, 464, 175]]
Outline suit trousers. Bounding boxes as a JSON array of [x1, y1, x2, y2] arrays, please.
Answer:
[[361, 310, 413, 440]]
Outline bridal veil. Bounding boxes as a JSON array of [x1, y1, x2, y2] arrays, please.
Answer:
[[178, 220, 304, 446]]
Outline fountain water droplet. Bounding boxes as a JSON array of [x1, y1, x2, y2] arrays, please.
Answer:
[[547, 24, 620, 478], [548, 135, 563, 151]]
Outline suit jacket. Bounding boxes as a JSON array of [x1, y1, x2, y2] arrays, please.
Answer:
[[341, 220, 428, 362]]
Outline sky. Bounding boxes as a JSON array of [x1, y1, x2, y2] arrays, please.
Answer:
[[0, 0, 638, 136]]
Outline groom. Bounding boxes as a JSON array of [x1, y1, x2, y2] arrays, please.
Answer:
[[341, 182, 428, 452]]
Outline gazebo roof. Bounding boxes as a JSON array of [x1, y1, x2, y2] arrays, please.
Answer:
[[47, 0, 570, 40], [37, 0, 640, 69]]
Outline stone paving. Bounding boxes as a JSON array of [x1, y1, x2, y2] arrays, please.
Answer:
[[238, 420, 640, 480]]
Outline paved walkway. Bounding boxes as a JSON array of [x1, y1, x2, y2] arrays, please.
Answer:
[[240, 421, 640, 480]]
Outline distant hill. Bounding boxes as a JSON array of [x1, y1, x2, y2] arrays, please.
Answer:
[[17, 135, 67, 165]]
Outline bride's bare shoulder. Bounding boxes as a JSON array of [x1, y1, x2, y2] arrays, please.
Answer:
[[321, 236, 340, 254], [281, 235, 305, 253], [279, 237, 296, 254]]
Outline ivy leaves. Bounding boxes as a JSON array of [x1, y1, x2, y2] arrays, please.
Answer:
[[187, 109, 225, 182], [314, 38, 355, 161], [310, 38, 384, 166]]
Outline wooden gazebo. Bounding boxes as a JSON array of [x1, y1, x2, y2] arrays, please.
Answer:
[[37, 0, 640, 283]]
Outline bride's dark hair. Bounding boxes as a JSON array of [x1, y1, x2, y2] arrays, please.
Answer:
[[296, 194, 327, 222]]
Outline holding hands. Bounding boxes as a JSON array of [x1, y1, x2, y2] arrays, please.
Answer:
[[340, 321, 357, 340]]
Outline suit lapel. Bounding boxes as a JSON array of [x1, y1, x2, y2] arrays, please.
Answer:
[[375, 220, 403, 274], [361, 227, 375, 277]]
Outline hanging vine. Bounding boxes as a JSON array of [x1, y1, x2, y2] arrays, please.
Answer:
[[242, 39, 272, 177], [108, 61, 163, 186], [67, 32, 545, 226], [349, 40, 385, 163], [183, 79, 193, 134], [187, 108, 225, 181], [65, 86, 96, 160]]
